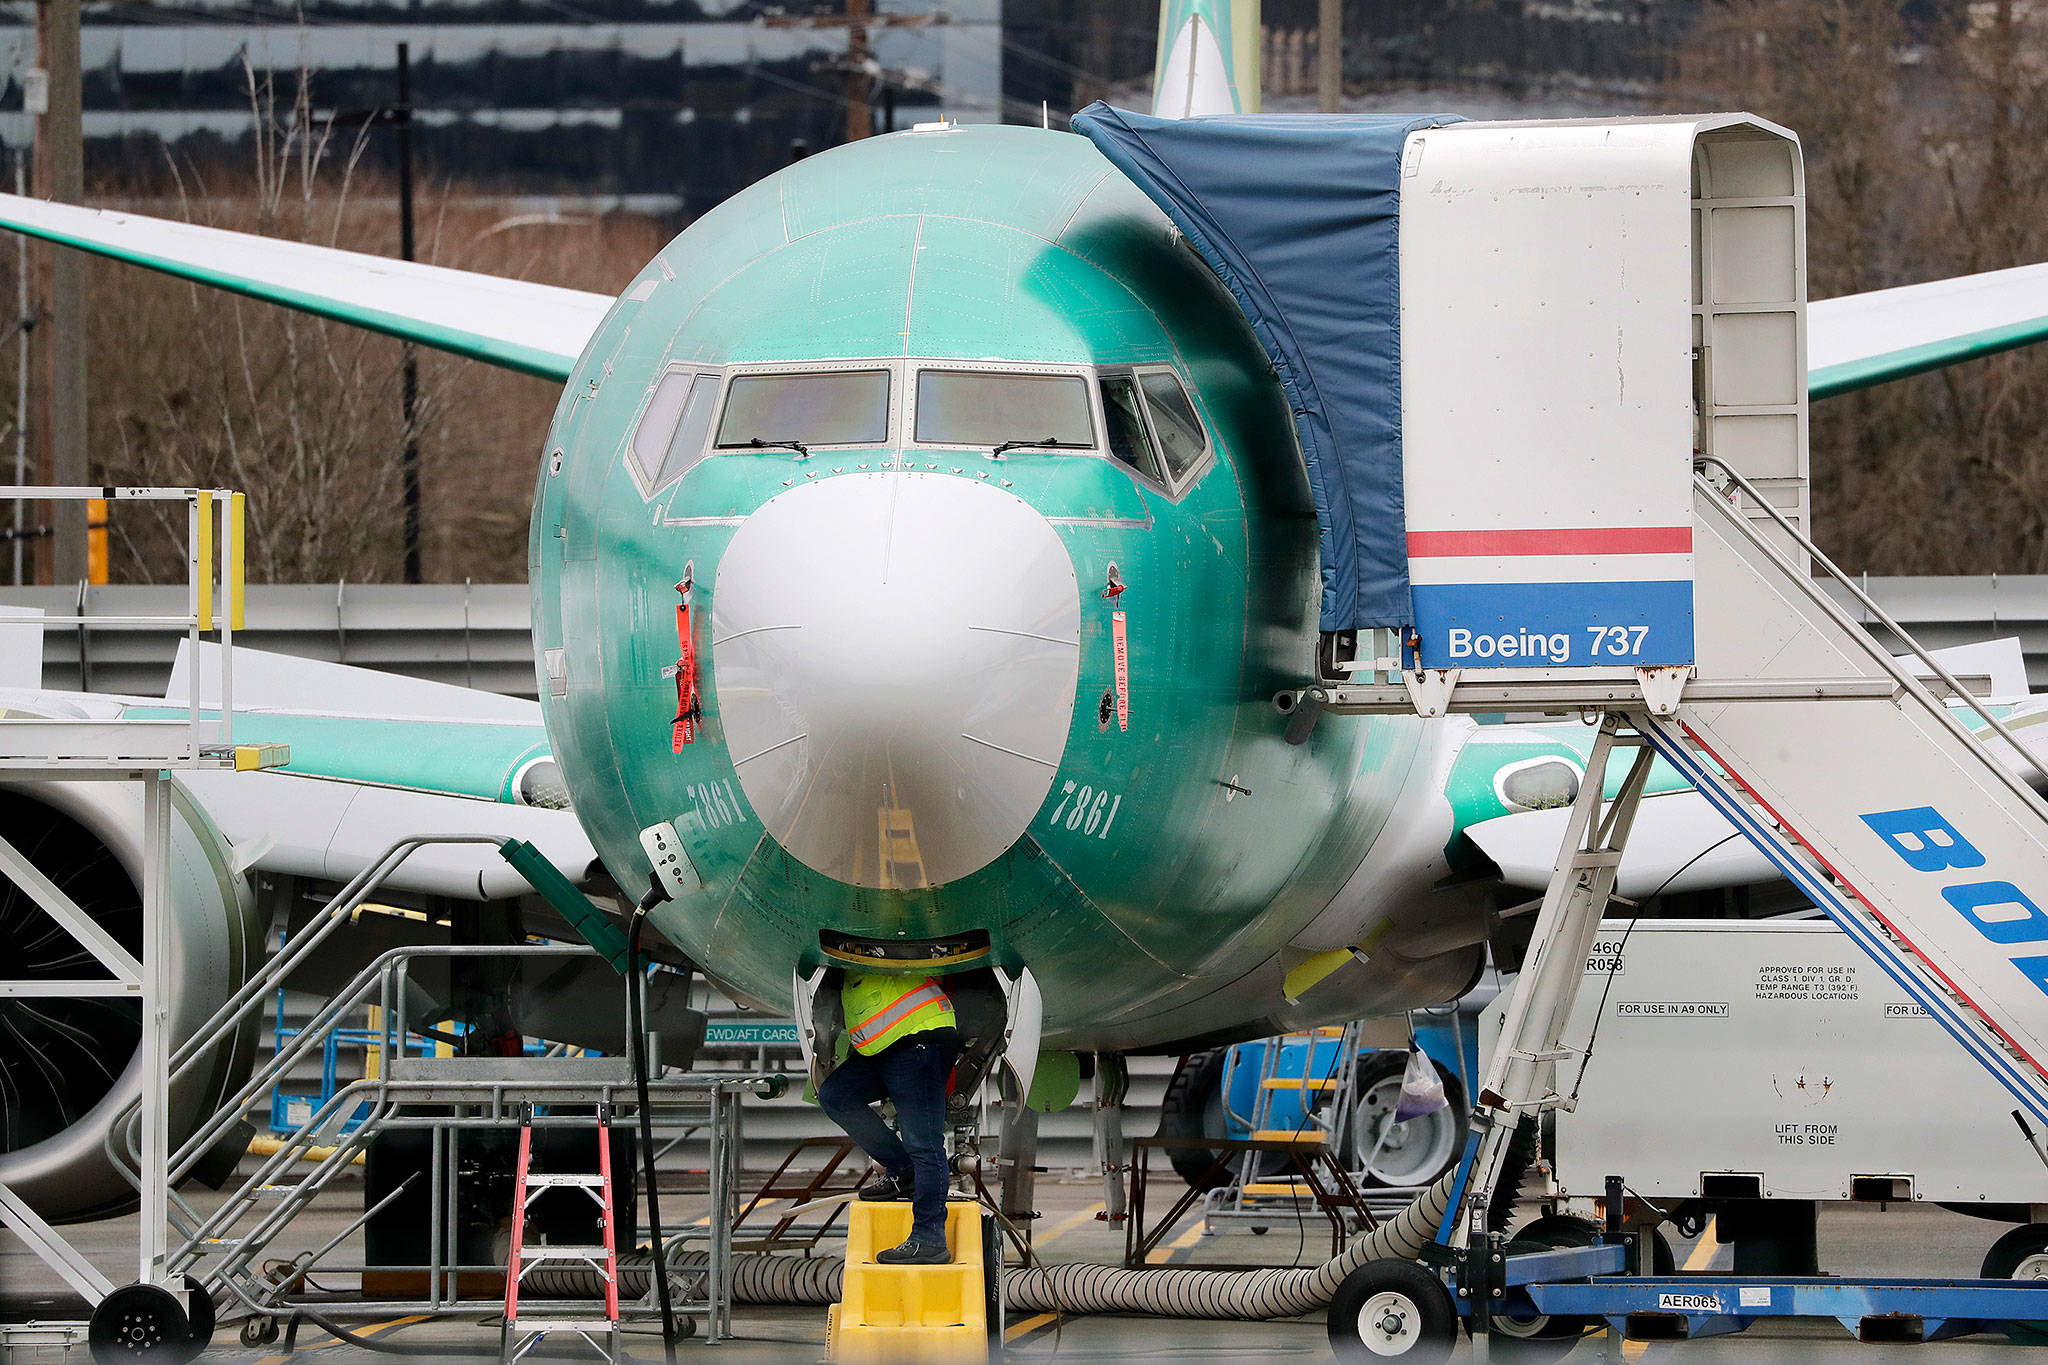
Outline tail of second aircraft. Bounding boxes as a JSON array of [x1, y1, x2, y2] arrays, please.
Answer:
[[1152, 0, 1261, 118]]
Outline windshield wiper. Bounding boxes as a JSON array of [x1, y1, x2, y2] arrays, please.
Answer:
[[747, 437, 811, 459], [990, 437, 1088, 458]]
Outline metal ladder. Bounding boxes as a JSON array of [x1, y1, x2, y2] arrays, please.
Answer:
[[1210, 1024, 1362, 1229], [503, 1102, 621, 1363]]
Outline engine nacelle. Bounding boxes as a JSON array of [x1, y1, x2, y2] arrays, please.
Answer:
[[0, 779, 262, 1224]]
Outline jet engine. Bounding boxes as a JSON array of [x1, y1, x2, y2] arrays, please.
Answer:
[[0, 779, 263, 1224]]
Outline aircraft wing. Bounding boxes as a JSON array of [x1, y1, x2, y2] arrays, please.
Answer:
[[0, 192, 613, 381], [1808, 262, 2048, 398], [3, 185, 2046, 397], [4, 640, 597, 899]]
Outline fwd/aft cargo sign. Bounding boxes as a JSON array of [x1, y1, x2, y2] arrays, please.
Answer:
[[1859, 805, 2048, 1001]]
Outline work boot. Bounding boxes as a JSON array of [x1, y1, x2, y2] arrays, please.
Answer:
[[876, 1236, 950, 1265], [857, 1170, 913, 1202]]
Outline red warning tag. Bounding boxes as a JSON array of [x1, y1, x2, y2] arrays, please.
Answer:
[[1111, 610, 1129, 732], [670, 580, 701, 751]]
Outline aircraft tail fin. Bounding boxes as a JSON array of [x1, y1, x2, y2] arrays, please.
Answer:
[[1151, 0, 1261, 118]]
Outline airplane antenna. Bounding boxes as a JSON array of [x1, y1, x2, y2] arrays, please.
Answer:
[[1042, 101, 1050, 130]]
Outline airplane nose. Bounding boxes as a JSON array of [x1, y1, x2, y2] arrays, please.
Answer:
[[711, 473, 1081, 890]]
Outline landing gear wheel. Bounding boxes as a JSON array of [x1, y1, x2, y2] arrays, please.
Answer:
[[1351, 1056, 1463, 1187], [88, 1283, 198, 1365], [1328, 1259, 1458, 1361], [1158, 1051, 1284, 1192], [1980, 1223, 2048, 1342]]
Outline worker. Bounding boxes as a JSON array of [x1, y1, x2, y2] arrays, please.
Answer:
[[818, 972, 960, 1264]]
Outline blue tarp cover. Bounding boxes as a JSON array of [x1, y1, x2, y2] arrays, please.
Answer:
[[1071, 102, 1462, 634]]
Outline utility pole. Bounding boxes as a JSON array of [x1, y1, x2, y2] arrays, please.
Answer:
[[28, 0, 86, 585], [396, 42, 421, 584], [843, 0, 872, 143], [1317, 0, 1342, 113], [768, 3, 946, 144]]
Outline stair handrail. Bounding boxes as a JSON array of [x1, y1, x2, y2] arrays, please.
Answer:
[[166, 833, 514, 1082], [1694, 453, 2048, 793]]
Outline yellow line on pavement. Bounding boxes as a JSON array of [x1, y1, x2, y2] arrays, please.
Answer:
[[1621, 1220, 1720, 1361], [1004, 1311, 1058, 1342], [1144, 1217, 1208, 1264], [1683, 1217, 1721, 1272], [1034, 1201, 1106, 1247], [253, 1314, 426, 1364]]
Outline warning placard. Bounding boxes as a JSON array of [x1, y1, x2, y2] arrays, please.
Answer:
[[1754, 962, 1859, 1002], [1615, 1001, 1728, 1018]]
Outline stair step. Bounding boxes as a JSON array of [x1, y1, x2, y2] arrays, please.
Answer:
[[508, 1319, 618, 1333], [1259, 1077, 1336, 1090], [523, 1173, 605, 1188], [519, 1246, 612, 1260], [1249, 1129, 1328, 1144]]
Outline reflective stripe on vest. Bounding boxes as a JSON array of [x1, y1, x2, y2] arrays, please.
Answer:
[[845, 977, 954, 1054]]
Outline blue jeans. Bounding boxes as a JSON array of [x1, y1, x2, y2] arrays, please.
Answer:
[[818, 1028, 960, 1242]]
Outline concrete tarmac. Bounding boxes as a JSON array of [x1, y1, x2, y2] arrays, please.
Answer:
[[3, 1167, 2041, 1362]]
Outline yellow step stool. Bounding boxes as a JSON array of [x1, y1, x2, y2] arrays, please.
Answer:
[[830, 1199, 990, 1364]]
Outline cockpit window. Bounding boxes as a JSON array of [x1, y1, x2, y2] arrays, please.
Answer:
[[1139, 370, 1207, 483], [1098, 375, 1164, 482], [913, 370, 1094, 450], [630, 371, 720, 491], [715, 369, 890, 449]]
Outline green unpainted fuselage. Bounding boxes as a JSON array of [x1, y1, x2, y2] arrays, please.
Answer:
[[526, 124, 1636, 1049]]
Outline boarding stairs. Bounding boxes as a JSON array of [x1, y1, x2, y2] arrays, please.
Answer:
[[1636, 466, 2048, 1125], [1309, 462, 2048, 1134]]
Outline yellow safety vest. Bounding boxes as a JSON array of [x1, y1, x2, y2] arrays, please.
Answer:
[[843, 973, 955, 1056]]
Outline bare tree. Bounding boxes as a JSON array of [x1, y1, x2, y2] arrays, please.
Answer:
[[1673, 0, 2048, 575], [0, 47, 671, 585]]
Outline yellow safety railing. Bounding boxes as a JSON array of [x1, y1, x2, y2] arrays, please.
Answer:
[[0, 486, 267, 770]]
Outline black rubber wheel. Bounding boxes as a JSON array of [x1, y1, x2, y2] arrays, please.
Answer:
[[1486, 1214, 1676, 1353], [1982, 1222, 2048, 1278], [238, 1316, 280, 1348], [1489, 1215, 1602, 1349], [1157, 1050, 1282, 1192], [178, 1277, 214, 1352], [1980, 1223, 2048, 1342], [88, 1283, 196, 1365], [1328, 1258, 1459, 1361]]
